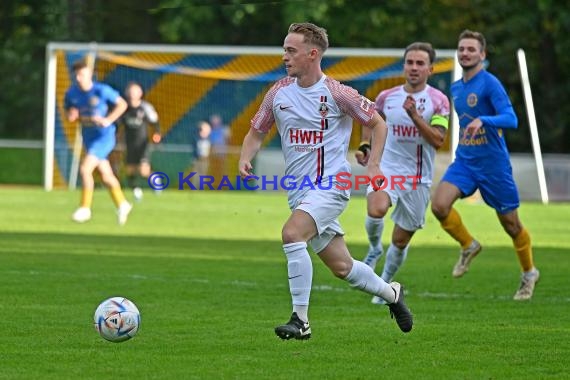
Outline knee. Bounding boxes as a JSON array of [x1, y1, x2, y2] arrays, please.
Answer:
[[282, 225, 301, 244], [100, 173, 118, 187], [329, 259, 352, 279], [431, 200, 449, 220], [392, 236, 409, 250], [502, 220, 522, 238], [79, 165, 92, 177], [367, 203, 388, 219]]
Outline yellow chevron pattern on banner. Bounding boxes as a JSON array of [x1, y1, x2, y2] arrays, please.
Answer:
[[433, 58, 454, 74], [229, 83, 276, 146], [221, 83, 274, 179], [97, 52, 284, 80], [146, 75, 218, 136], [200, 55, 284, 79], [324, 57, 400, 81], [97, 52, 187, 80]]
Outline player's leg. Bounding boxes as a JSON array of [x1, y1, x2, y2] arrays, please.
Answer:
[[479, 171, 539, 300], [380, 226, 414, 282], [371, 226, 414, 304], [275, 208, 318, 340], [97, 160, 132, 226], [133, 155, 152, 200], [497, 210, 539, 300], [125, 163, 137, 189], [72, 154, 99, 222], [379, 187, 427, 284], [318, 235, 413, 333], [362, 187, 391, 270], [432, 162, 481, 277], [126, 142, 146, 200]]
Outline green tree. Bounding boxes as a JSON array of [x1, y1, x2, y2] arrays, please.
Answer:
[[0, 0, 568, 154]]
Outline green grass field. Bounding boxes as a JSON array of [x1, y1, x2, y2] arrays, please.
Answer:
[[1, 187, 568, 379]]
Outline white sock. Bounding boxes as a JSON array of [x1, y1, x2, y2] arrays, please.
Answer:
[[283, 242, 312, 322], [365, 215, 384, 252], [381, 243, 409, 283], [344, 259, 396, 303]]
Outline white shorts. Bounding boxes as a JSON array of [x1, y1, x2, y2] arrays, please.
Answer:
[[293, 189, 348, 253], [367, 183, 430, 231]]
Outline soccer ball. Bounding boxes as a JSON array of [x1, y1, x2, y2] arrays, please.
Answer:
[[93, 297, 141, 342]]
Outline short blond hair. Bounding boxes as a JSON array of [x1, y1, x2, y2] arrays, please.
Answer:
[[288, 22, 329, 53]]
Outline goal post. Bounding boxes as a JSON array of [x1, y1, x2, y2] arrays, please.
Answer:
[[43, 42, 457, 191], [517, 49, 548, 204]]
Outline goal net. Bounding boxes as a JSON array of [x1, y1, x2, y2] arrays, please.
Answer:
[[43, 43, 457, 191]]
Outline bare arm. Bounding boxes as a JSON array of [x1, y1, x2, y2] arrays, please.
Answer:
[[403, 95, 447, 149], [92, 97, 128, 127], [355, 111, 385, 166], [364, 112, 387, 188], [67, 107, 79, 122], [238, 128, 266, 177]]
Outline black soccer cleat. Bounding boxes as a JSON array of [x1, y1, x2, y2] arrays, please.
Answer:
[[387, 282, 413, 333], [274, 312, 311, 340]]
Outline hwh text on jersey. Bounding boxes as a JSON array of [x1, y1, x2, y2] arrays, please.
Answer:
[[289, 129, 324, 145]]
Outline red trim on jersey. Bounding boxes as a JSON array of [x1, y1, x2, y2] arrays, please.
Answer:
[[315, 146, 325, 184], [416, 144, 423, 184]]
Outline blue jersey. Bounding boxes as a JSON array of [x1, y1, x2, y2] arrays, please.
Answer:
[[451, 69, 517, 170], [64, 82, 122, 159]]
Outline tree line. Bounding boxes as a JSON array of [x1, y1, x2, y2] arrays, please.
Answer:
[[1, 0, 568, 153]]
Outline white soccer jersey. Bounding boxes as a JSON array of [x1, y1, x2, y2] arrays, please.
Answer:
[[375, 84, 450, 187], [252, 75, 376, 202]]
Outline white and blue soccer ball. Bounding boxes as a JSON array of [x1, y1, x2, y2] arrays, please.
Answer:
[[93, 297, 140, 342]]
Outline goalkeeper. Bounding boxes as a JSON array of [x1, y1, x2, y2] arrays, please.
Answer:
[[117, 82, 161, 201]]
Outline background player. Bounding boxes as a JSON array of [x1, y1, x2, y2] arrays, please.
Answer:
[[65, 59, 132, 225], [357, 42, 450, 304], [431, 29, 539, 300], [118, 81, 161, 201]]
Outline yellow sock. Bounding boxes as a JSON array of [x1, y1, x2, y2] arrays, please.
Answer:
[[81, 188, 93, 208], [441, 208, 473, 249], [513, 228, 534, 272], [109, 186, 126, 208]]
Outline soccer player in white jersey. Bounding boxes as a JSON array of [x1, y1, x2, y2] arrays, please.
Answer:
[[239, 22, 413, 340], [357, 42, 450, 304]]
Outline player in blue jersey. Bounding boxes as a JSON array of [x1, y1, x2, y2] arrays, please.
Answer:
[[64, 59, 132, 225], [431, 30, 539, 300]]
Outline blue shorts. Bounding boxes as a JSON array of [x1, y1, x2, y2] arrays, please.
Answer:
[[82, 127, 116, 160], [441, 159, 519, 214]]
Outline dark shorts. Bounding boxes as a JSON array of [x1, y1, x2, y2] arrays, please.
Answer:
[[441, 159, 520, 214], [126, 141, 152, 165]]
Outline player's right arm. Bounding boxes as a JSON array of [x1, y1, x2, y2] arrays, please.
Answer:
[[239, 80, 280, 178], [64, 90, 79, 122], [238, 128, 266, 178], [67, 108, 79, 122]]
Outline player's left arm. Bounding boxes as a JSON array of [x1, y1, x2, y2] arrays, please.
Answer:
[[479, 79, 518, 129], [144, 102, 161, 143], [364, 111, 388, 188], [92, 86, 128, 127], [104, 96, 128, 126], [404, 95, 448, 149]]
